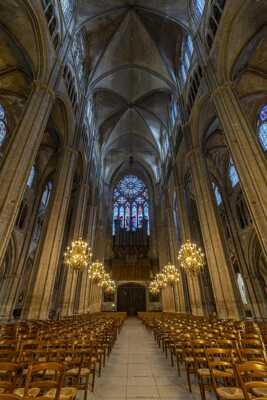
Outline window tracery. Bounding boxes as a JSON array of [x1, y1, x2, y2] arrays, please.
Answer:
[[42, 0, 60, 49], [257, 104, 267, 151], [112, 175, 149, 235], [0, 104, 7, 146]]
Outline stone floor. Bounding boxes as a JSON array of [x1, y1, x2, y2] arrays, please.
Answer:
[[85, 317, 214, 400]]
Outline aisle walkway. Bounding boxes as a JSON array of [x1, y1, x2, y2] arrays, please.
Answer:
[[88, 317, 207, 400]]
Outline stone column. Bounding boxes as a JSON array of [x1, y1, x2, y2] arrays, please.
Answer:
[[61, 183, 90, 316], [78, 197, 98, 314], [189, 148, 239, 319], [0, 82, 54, 266], [156, 203, 174, 312], [166, 203, 186, 313], [176, 183, 204, 316], [211, 83, 267, 260], [27, 147, 76, 319]]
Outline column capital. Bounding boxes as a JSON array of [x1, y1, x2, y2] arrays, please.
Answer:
[[32, 80, 55, 99], [211, 81, 235, 100]]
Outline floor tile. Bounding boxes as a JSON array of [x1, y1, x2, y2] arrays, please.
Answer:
[[85, 317, 211, 400]]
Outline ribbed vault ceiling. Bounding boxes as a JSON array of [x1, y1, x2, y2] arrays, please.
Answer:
[[77, 1, 188, 182]]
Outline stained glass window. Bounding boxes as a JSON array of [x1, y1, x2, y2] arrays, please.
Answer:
[[27, 165, 36, 188], [0, 104, 7, 146], [61, 0, 74, 26], [112, 175, 149, 235], [257, 104, 267, 151], [72, 33, 85, 82], [170, 98, 178, 127], [193, 0, 205, 19], [212, 182, 222, 206], [228, 158, 239, 187], [237, 273, 248, 305], [40, 181, 53, 210], [180, 34, 194, 85]]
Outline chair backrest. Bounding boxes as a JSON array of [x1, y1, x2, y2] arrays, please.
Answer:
[[24, 362, 64, 400], [0, 362, 20, 392], [235, 361, 267, 400], [0, 394, 21, 400]]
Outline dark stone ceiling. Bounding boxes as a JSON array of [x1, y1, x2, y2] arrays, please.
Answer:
[[77, 1, 188, 182]]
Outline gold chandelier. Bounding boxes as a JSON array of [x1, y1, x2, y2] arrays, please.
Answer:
[[162, 262, 180, 284], [105, 279, 116, 294], [88, 260, 105, 282], [98, 271, 116, 294], [148, 271, 168, 295], [148, 280, 160, 295], [178, 240, 205, 275], [64, 239, 92, 270]]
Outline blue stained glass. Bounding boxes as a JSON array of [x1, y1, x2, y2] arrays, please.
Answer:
[[0, 121, 6, 146], [0, 104, 7, 146], [258, 122, 267, 151], [112, 175, 149, 234], [195, 0, 205, 18], [0, 105, 5, 120], [228, 158, 239, 187], [187, 35, 194, 56], [27, 165, 36, 188], [258, 105, 267, 151], [40, 181, 52, 210], [61, 0, 73, 26], [184, 51, 190, 71], [179, 34, 193, 85], [212, 182, 222, 206], [112, 205, 119, 235], [180, 64, 187, 83], [259, 104, 267, 122]]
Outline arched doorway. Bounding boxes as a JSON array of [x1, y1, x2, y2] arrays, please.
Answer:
[[117, 283, 146, 316]]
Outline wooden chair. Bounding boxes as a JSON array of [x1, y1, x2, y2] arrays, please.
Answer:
[[206, 348, 244, 400], [0, 363, 20, 394], [239, 339, 267, 363], [235, 361, 267, 400], [65, 349, 96, 398], [0, 394, 21, 400], [192, 340, 212, 400], [24, 362, 76, 400]]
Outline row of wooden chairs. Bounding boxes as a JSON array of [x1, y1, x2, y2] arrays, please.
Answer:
[[0, 312, 126, 400], [139, 312, 267, 400]]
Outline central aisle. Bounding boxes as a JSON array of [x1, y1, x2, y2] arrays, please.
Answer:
[[88, 317, 204, 400]]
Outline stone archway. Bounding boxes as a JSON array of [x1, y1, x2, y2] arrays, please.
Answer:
[[117, 283, 146, 316]]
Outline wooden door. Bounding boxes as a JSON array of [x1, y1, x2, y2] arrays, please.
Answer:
[[117, 283, 146, 315]]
